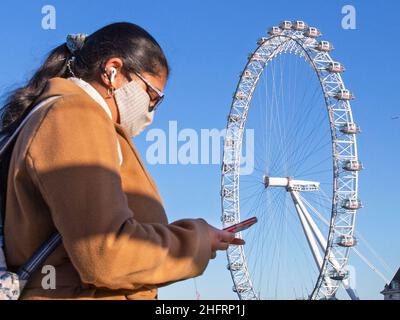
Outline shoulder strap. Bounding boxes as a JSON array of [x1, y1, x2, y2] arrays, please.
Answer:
[[17, 233, 62, 282], [0, 96, 61, 156]]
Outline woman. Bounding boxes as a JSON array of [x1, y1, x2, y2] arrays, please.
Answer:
[[1, 22, 243, 300]]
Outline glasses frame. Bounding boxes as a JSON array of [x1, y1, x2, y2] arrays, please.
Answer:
[[134, 72, 165, 111]]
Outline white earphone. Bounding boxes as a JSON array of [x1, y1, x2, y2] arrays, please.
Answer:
[[108, 67, 117, 84]]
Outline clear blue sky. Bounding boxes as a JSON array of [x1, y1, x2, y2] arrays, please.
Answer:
[[0, 0, 399, 299]]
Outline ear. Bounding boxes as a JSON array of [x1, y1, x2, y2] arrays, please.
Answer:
[[100, 58, 124, 87]]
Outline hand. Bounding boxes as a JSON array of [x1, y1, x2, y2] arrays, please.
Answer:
[[206, 224, 245, 259]]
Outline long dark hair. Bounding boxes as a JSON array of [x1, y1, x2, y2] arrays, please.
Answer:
[[0, 22, 169, 134]]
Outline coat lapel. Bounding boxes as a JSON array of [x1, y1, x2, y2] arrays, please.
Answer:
[[114, 124, 160, 196]]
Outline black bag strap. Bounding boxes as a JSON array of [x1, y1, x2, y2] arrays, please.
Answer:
[[17, 233, 62, 281]]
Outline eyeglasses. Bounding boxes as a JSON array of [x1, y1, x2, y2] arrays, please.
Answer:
[[134, 72, 165, 111]]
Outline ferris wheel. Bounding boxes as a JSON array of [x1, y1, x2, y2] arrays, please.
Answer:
[[221, 20, 362, 300]]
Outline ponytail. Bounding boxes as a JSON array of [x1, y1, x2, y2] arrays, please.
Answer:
[[0, 44, 72, 133]]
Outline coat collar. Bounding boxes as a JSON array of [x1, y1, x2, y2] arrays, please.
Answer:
[[36, 77, 90, 102], [68, 77, 113, 120]]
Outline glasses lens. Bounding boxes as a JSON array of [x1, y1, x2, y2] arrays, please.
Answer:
[[133, 72, 165, 111]]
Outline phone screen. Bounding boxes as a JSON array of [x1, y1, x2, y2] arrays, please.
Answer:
[[223, 217, 258, 233]]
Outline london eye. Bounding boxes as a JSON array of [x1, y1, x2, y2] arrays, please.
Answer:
[[221, 21, 362, 300]]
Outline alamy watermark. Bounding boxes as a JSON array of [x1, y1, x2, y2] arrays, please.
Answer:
[[145, 121, 255, 175], [41, 5, 56, 30], [41, 265, 56, 290], [342, 5, 356, 30]]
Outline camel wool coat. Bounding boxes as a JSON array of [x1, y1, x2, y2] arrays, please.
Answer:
[[3, 77, 211, 299]]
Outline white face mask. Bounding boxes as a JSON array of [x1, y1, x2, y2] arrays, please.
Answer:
[[114, 79, 154, 138]]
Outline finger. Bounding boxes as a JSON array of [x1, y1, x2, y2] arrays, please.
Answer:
[[230, 238, 246, 246], [219, 230, 235, 243], [215, 241, 230, 251], [211, 250, 217, 259], [215, 238, 245, 249]]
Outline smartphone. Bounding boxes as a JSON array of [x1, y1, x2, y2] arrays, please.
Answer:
[[223, 217, 258, 233]]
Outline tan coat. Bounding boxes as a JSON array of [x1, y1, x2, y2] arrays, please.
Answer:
[[4, 77, 211, 299]]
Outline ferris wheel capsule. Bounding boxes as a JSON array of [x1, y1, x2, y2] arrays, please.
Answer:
[[327, 61, 345, 73], [224, 138, 235, 148], [234, 91, 247, 100], [227, 262, 244, 271], [280, 20, 293, 30], [342, 198, 363, 210], [222, 163, 235, 174], [304, 27, 322, 38], [316, 40, 334, 52], [343, 160, 363, 172], [337, 235, 358, 247], [242, 70, 255, 79], [292, 20, 307, 30], [221, 214, 236, 223], [233, 285, 249, 293], [248, 53, 265, 62], [268, 26, 282, 36], [339, 122, 360, 134], [334, 89, 355, 100], [329, 269, 350, 281], [228, 114, 241, 123]]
